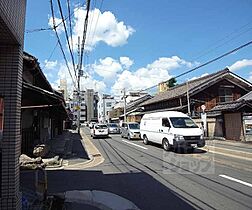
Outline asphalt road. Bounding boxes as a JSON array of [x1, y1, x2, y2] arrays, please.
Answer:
[[46, 127, 252, 210]]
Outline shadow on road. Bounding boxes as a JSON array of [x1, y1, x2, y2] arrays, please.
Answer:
[[20, 169, 198, 210]]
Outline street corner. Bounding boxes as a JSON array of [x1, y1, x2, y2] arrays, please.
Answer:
[[64, 129, 104, 170]]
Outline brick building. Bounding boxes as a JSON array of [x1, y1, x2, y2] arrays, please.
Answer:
[[0, 1, 27, 209]]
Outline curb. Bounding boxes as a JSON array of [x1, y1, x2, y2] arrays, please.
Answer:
[[202, 145, 252, 161], [65, 129, 104, 170]]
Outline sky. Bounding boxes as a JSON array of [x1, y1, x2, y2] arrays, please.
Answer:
[[24, 0, 252, 98]]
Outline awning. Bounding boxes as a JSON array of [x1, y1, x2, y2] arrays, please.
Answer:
[[22, 82, 67, 118]]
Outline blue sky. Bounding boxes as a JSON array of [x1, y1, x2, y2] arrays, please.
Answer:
[[24, 0, 252, 96]]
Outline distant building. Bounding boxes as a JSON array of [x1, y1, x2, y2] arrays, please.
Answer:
[[158, 82, 168, 93], [84, 89, 99, 122], [67, 90, 87, 124], [59, 79, 68, 101], [98, 94, 116, 123]]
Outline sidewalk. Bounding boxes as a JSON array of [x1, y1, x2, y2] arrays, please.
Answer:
[[204, 139, 252, 161], [45, 129, 90, 169], [20, 129, 91, 209]]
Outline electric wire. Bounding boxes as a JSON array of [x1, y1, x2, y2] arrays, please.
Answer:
[[88, 0, 104, 49], [79, 0, 91, 72], [193, 21, 252, 61], [85, 0, 97, 47], [26, 2, 85, 33], [57, 0, 77, 80], [193, 26, 252, 61], [67, 0, 74, 52], [40, 41, 59, 70], [140, 39, 252, 93], [50, 0, 77, 89]]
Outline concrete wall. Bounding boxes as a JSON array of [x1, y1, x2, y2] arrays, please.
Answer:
[[193, 117, 223, 138]]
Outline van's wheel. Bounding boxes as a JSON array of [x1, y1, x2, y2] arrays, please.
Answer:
[[143, 135, 149, 145], [162, 138, 171, 151], [127, 134, 131, 140]]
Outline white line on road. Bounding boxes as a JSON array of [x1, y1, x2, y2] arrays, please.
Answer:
[[219, 174, 252, 188], [122, 140, 148, 150]]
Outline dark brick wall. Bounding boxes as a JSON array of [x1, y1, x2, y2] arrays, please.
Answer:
[[0, 45, 23, 210], [0, 0, 26, 44], [0, 0, 26, 209]]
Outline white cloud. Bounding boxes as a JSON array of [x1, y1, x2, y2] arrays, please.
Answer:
[[49, 60, 106, 96], [147, 56, 193, 70], [71, 8, 135, 51], [48, 16, 65, 34], [189, 73, 209, 81], [80, 76, 106, 93], [120, 57, 134, 69], [229, 59, 252, 71], [45, 55, 196, 98], [92, 57, 123, 80], [44, 60, 58, 70], [111, 56, 195, 95]]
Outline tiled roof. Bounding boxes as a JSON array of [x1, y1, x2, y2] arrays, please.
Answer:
[[141, 68, 252, 106], [210, 100, 252, 112], [142, 68, 230, 105], [238, 91, 252, 101], [126, 94, 152, 111]]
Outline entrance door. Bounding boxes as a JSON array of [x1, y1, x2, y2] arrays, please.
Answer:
[[224, 113, 242, 141]]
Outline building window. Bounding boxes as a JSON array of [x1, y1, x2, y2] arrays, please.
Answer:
[[219, 87, 233, 103], [106, 102, 112, 107]]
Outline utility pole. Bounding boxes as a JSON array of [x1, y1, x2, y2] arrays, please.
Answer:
[[77, 36, 81, 133], [123, 88, 126, 122], [186, 81, 191, 116], [103, 94, 106, 123]]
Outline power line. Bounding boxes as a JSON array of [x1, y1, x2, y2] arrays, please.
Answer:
[[86, 0, 97, 45], [140, 39, 252, 93], [50, 0, 77, 89], [26, 2, 85, 33], [67, 0, 74, 52], [57, 0, 77, 80], [88, 0, 104, 49], [193, 27, 252, 61], [41, 41, 59, 70], [79, 0, 91, 71]]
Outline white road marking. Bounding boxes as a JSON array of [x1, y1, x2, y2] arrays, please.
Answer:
[[219, 174, 252, 188], [122, 140, 148, 150]]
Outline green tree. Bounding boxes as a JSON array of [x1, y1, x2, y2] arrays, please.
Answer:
[[167, 78, 177, 88]]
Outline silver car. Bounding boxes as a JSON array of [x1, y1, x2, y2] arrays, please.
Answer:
[[121, 122, 141, 140], [107, 123, 120, 134]]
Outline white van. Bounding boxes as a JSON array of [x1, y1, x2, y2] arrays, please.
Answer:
[[140, 111, 205, 151]]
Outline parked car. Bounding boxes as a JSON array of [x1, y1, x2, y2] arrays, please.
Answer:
[[121, 122, 141, 140], [140, 111, 205, 151], [107, 123, 120, 134], [89, 122, 96, 129], [91, 123, 109, 138]]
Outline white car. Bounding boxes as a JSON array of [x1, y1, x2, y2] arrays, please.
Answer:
[[140, 111, 205, 151], [91, 124, 109, 138]]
